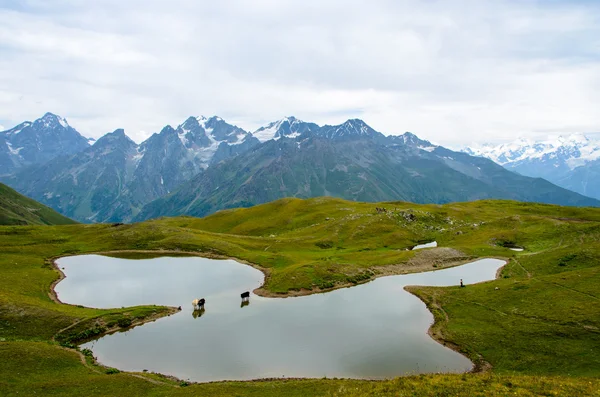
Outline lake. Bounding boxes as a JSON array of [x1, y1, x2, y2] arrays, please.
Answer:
[[55, 254, 505, 382], [412, 241, 438, 250]]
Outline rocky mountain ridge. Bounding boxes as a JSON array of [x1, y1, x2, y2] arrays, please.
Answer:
[[2, 113, 598, 223], [0, 112, 91, 175]]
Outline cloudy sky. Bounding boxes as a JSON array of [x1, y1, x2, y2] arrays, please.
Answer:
[[1, 0, 599, 146]]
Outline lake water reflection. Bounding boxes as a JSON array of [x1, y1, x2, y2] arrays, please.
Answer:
[[55, 255, 505, 382]]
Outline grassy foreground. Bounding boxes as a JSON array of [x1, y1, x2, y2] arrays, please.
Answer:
[[1, 197, 600, 395]]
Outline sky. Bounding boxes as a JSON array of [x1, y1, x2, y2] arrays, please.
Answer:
[[1, 0, 600, 147]]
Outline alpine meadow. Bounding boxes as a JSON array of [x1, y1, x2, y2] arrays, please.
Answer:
[[2, 1, 600, 396]]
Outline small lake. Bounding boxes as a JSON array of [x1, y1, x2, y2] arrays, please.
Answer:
[[55, 255, 505, 382], [412, 241, 437, 250]]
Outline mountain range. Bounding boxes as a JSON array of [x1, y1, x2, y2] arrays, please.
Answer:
[[464, 134, 600, 200], [2, 113, 598, 223], [2, 113, 259, 222]]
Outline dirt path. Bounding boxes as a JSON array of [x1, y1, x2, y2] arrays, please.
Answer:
[[127, 373, 178, 386], [58, 345, 178, 386], [539, 279, 600, 301], [54, 318, 87, 340], [57, 345, 101, 374], [513, 258, 599, 301], [513, 259, 532, 279]]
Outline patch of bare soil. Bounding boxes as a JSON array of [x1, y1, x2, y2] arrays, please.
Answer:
[[552, 217, 598, 223], [254, 248, 479, 298], [376, 248, 475, 277]]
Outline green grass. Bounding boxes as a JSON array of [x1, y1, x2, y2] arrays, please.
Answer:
[[1, 197, 600, 395], [0, 182, 76, 225], [2, 342, 599, 397]]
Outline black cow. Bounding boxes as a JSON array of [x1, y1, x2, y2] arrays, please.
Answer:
[[192, 298, 206, 310], [240, 291, 250, 302]]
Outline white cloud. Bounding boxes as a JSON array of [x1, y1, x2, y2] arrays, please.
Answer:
[[0, 0, 599, 146]]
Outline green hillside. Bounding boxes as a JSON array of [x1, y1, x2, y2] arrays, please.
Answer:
[[0, 182, 76, 225], [135, 138, 600, 221], [1, 197, 599, 395]]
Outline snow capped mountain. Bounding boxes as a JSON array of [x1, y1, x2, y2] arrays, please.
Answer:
[[252, 117, 393, 143], [387, 132, 438, 152], [37, 112, 70, 129], [0, 112, 91, 175], [2, 114, 261, 223], [137, 115, 259, 170], [136, 123, 599, 222], [6, 112, 598, 224], [465, 134, 600, 169], [317, 119, 386, 141], [251, 118, 441, 149], [464, 133, 600, 199], [252, 116, 319, 142], [4, 121, 32, 137]]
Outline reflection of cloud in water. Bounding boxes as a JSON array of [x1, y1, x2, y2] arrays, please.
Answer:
[[56, 255, 264, 309], [65, 255, 504, 382]]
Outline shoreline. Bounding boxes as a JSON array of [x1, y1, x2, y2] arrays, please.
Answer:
[[51, 248, 508, 299], [404, 260, 508, 374], [404, 287, 491, 374], [48, 248, 507, 383], [49, 253, 181, 346]]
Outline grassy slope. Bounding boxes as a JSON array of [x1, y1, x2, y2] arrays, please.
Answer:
[[2, 343, 599, 397], [0, 182, 76, 225], [1, 197, 599, 395]]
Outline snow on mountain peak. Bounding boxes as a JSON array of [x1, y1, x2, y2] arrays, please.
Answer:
[[341, 119, 372, 135], [252, 116, 309, 142], [557, 133, 589, 146], [3, 114, 74, 137], [57, 116, 69, 128], [3, 121, 31, 136], [464, 133, 600, 169], [39, 112, 70, 128]]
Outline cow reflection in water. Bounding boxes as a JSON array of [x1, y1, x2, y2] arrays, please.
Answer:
[[192, 307, 205, 319], [240, 300, 250, 308]]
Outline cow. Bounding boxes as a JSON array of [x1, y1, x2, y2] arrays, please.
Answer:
[[240, 291, 250, 302], [192, 298, 206, 310]]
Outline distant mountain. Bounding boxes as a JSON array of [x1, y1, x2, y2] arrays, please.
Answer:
[[0, 112, 90, 175], [252, 116, 319, 142], [135, 120, 599, 221], [0, 182, 76, 225], [4, 129, 140, 222], [7, 113, 598, 224], [464, 134, 600, 200], [315, 118, 387, 143], [3, 116, 258, 223]]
